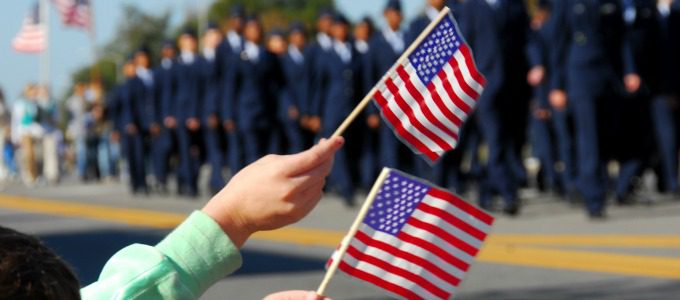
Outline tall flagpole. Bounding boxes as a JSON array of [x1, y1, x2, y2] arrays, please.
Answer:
[[39, 0, 50, 97], [89, 0, 99, 85]]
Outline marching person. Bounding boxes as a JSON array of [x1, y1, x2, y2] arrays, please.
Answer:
[[279, 23, 308, 154], [549, 0, 641, 218], [228, 16, 282, 165], [120, 57, 148, 194], [311, 14, 360, 206], [153, 41, 178, 194], [219, 5, 246, 176], [370, 0, 411, 173], [174, 28, 205, 197], [202, 22, 226, 195], [303, 8, 335, 141]]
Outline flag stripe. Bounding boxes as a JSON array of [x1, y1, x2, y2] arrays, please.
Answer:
[[412, 208, 483, 248], [429, 188, 495, 225], [416, 202, 487, 241], [397, 230, 470, 271], [395, 66, 459, 140], [452, 50, 484, 94], [374, 91, 440, 161], [446, 56, 480, 101], [355, 230, 463, 287], [358, 226, 467, 279], [346, 245, 450, 299], [383, 78, 452, 150], [459, 45, 487, 86], [402, 63, 463, 132], [338, 260, 427, 299], [406, 218, 479, 256], [435, 69, 473, 115], [421, 195, 492, 234]]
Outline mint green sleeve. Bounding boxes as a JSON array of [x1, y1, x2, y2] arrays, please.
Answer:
[[81, 211, 243, 300]]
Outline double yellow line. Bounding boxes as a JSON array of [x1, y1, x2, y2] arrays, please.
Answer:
[[1, 195, 680, 279]]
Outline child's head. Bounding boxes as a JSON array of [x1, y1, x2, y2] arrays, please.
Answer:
[[0, 226, 80, 300]]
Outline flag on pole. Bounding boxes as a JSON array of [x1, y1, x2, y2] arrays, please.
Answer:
[[327, 169, 494, 299], [373, 11, 485, 162], [12, 3, 47, 54], [52, 0, 92, 30]]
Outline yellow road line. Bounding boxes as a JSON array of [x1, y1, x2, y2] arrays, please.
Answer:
[[2, 194, 680, 279], [487, 235, 680, 249], [479, 244, 680, 279], [0, 195, 185, 229]]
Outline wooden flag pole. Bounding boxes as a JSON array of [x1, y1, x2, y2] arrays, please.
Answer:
[[316, 168, 391, 296], [330, 6, 451, 138]]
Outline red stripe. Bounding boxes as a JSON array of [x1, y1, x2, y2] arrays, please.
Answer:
[[436, 71, 473, 115], [459, 45, 487, 86], [396, 66, 459, 141], [447, 56, 480, 100], [429, 188, 495, 225], [346, 246, 450, 299], [355, 231, 462, 287], [417, 202, 488, 241], [384, 78, 451, 150], [339, 261, 423, 300], [407, 218, 478, 256], [426, 83, 463, 127], [374, 91, 439, 161], [397, 231, 470, 271]]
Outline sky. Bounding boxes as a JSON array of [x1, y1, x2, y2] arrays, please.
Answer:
[[0, 0, 428, 104]]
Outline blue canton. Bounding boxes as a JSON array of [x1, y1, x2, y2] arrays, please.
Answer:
[[408, 15, 463, 85], [364, 171, 432, 236]]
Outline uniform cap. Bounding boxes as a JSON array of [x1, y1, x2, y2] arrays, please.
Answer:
[[384, 0, 402, 12]]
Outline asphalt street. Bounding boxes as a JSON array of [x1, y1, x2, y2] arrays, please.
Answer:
[[0, 177, 679, 299]]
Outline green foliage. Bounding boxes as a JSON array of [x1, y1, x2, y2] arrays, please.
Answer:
[[208, 0, 334, 31]]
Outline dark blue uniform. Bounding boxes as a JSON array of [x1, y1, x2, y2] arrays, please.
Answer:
[[368, 28, 410, 172], [218, 34, 244, 174], [174, 53, 205, 196], [304, 34, 333, 120], [153, 59, 177, 189], [229, 44, 282, 164], [459, 0, 519, 211], [646, 2, 680, 194], [201, 49, 226, 192], [279, 46, 308, 154], [549, 0, 635, 215], [121, 74, 149, 193], [312, 40, 361, 203]]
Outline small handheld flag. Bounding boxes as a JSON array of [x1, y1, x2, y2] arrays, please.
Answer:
[[330, 7, 485, 163], [318, 168, 494, 299]]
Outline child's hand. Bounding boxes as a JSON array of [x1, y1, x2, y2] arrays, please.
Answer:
[[202, 137, 344, 247]]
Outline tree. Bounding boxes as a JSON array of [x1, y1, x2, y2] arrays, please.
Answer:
[[208, 0, 333, 32]]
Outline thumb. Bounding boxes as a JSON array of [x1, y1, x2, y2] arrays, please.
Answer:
[[283, 137, 344, 176]]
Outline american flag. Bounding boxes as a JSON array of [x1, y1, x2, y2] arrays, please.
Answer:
[[373, 11, 485, 162], [12, 3, 46, 54], [329, 169, 494, 299], [52, 0, 92, 30]]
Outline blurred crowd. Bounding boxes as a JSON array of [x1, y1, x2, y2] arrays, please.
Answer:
[[1, 0, 679, 219]]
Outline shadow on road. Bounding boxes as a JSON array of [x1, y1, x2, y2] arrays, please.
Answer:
[[40, 228, 328, 286]]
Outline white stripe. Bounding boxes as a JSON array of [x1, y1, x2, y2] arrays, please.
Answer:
[[401, 223, 475, 264], [377, 85, 445, 153], [422, 195, 492, 234], [452, 51, 485, 95], [348, 237, 457, 293], [388, 69, 457, 148], [358, 225, 467, 278], [341, 250, 440, 299], [440, 61, 477, 108], [428, 75, 470, 122], [412, 209, 482, 248], [402, 62, 461, 135]]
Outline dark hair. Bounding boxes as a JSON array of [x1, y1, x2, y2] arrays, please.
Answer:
[[0, 226, 80, 300]]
